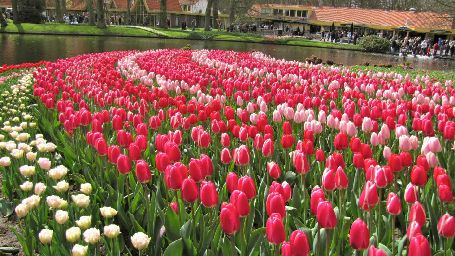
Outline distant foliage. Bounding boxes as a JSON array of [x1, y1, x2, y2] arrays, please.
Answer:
[[359, 36, 391, 53]]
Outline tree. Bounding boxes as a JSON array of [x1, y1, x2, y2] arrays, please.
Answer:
[[127, 0, 132, 24], [96, 0, 106, 28], [11, 0, 18, 23], [55, 0, 64, 23], [0, 9, 7, 27], [205, 0, 213, 31], [87, 0, 95, 25], [213, 0, 219, 29], [228, 0, 236, 26], [159, 0, 167, 28]]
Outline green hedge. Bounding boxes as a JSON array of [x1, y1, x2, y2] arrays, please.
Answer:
[[359, 35, 391, 53]]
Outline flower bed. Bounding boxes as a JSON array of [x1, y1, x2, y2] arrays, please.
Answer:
[[1, 49, 455, 255]]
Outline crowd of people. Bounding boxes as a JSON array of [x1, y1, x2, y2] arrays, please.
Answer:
[[390, 36, 455, 57]]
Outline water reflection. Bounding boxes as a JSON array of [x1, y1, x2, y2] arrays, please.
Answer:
[[1, 34, 454, 71]]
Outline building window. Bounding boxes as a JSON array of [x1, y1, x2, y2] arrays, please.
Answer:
[[285, 10, 290, 16], [182, 5, 190, 12], [289, 10, 296, 17], [261, 8, 272, 15], [273, 9, 283, 16]]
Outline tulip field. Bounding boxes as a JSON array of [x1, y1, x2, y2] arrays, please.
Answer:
[[0, 49, 455, 255]]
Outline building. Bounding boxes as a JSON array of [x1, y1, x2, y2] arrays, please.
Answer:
[[249, 4, 455, 40], [0, 0, 225, 27]]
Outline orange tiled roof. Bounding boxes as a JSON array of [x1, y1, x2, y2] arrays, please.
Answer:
[[310, 6, 452, 30], [0, 0, 11, 7], [250, 4, 453, 31], [144, 0, 182, 12], [111, 0, 129, 10]]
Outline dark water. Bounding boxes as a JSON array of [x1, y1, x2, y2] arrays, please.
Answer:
[[1, 33, 454, 71]]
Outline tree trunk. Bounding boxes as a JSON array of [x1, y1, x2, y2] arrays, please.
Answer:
[[228, 0, 236, 27], [0, 10, 7, 27], [11, 0, 18, 23], [87, 0, 95, 25], [96, 0, 106, 28], [204, 0, 213, 31], [159, 0, 167, 28], [213, 0, 219, 29], [55, 0, 64, 23], [127, 0, 131, 25]]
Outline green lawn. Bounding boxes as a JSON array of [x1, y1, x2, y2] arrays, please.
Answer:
[[0, 22, 361, 50], [1, 23, 155, 37], [350, 65, 455, 81]]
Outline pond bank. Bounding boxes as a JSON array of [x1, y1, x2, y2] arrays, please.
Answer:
[[0, 23, 362, 51]]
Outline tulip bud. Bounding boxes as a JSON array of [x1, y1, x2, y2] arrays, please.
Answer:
[[405, 183, 419, 204], [359, 181, 378, 211], [386, 192, 402, 215], [116, 154, 131, 174], [100, 206, 118, 218], [83, 228, 100, 244], [226, 172, 238, 193], [349, 218, 370, 250], [289, 230, 310, 256], [103, 224, 121, 239], [200, 181, 218, 208], [266, 213, 286, 245], [135, 160, 151, 183], [182, 178, 199, 203], [131, 232, 151, 251], [316, 201, 337, 229], [408, 234, 431, 256], [220, 203, 240, 234], [71, 244, 88, 256], [237, 176, 256, 199], [437, 213, 455, 238], [409, 202, 426, 226], [230, 190, 250, 217], [39, 229, 53, 244], [66, 227, 81, 243], [267, 161, 281, 180]]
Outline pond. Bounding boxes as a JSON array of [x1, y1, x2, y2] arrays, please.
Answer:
[[1, 33, 454, 71]]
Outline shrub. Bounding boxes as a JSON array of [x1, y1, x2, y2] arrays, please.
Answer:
[[359, 35, 391, 53]]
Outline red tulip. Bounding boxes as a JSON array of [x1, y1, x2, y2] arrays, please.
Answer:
[[334, 132, 348, 150], [289, 230, 310, 256], [221, 133, 230, 147], [350, 137, 362, 152], [386, 192, 402, 215], [233, 145, 250, 166], [416, 155, 430, 172], [262, 138, 274, 157], [408, 234, 431, 256], [267, 162, 281, 180], [164, 162, 187, 190], [94, 138, 108, 156], [359, 181, 378, 211], [281, 134, 295, 149], [229, 190, 250, 217], [155, 152, 170, 172], [407, 221, 422, 239], [400, 152, 412, 167], [189, 158, 204, 182], [164, 142, 181, 162], [438, 185, 454, 203], [437, 213, 455, 238], [198, 131, 211, 148], [322, 168, 336, 191], [315, 149, 325, 162], [266, 192, 285, 218], [349, 218, 370, 250], [200, 154, 213, 177], [405, 183, 419, 204], [281, 242, 292, 256], [367, 245, 387, 256], [170, 202, 179, 214], [116, 154, 131, 174], [411, 165, 427, 186], [409, 202, 426, 226], [220, 148, 232, 165], [220, 203, 240, 234], [269, 181, 292, 202], [108, 145, 120, 164], [200, 181, 218, 208], [128, 142, 141, 161], [226, 172, 238, 193], [237, 176, 256, 199], [311, 186, 326, 215], [135, 160, 151, 183], [182, 178, 199, 203], [353, 153, 364, 169], [266, 213, 286, 245], [335, 166, 348, 189], [388, 154, 402, 172], [293, 151, 310, 174], [135, 135, 147, 151], [316, 201, 337, 229]]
